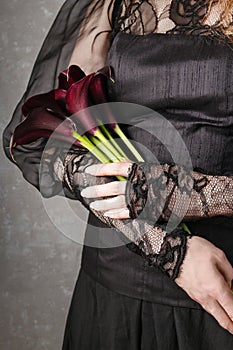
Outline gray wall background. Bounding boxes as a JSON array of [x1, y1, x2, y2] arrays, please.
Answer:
[[0, 1, 86, 348]]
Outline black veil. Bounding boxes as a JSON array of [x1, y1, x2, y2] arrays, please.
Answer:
[[2, 0, 117, 190]]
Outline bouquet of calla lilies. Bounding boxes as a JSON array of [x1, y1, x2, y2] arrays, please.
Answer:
[[10, 65, 144, 181], [9, 64, 191, 235]]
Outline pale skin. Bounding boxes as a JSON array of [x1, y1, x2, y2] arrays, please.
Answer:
[[80, 160, 233, 335]]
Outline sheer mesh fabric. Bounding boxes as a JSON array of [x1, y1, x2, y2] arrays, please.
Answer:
[[68, 0, 233, 75], [126, 162, 233, 222], [68, 0, 115, 74], [112, 0, 231, 43]]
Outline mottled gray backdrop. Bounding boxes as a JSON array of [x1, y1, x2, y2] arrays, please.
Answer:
[[0, 1, 86, 349]]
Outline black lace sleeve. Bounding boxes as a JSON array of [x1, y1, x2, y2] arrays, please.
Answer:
[[125, 162, 233, 223], [53, 148, 190, 281]]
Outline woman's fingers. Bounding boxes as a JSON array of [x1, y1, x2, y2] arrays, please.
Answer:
[[216, 250, 233, 300], [103, 208, 130, 219], [90, 195, 126, 211], [217, 281, 233, 325], [216, 250, 233, 284], [202, 299, 233, 334], [85, 161, 133, 178], [80, 161, 134, 218], [81, 182, 130, 218], [175, 236, 233, 335], [81, 180, 126, 198]]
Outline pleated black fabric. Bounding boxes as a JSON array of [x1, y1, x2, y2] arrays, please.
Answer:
[[62, 269, 233, 350]]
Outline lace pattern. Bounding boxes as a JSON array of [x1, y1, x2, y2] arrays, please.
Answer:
[[126, 162, 148, 219], [112, 0, 231, 44], [126, 162, 233, 223], [127, 226, 191, 279]]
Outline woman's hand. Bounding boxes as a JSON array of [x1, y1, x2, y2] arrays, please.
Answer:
[[80, 161, 133, 219], [175, 236, 233, 334]]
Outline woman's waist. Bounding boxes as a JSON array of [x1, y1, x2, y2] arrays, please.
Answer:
[[81, 239, 201, 309]]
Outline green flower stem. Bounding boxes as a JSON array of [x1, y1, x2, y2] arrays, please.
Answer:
[[72, 131, 109, 164], [90, 136, 119, 163], [94, 128, 124, 161], [116, 175, 126, 181], [89, 136, 125, 181], [98, 120, 128, 159], [75, 130, 192, 233], [181, 223, 192, 235], [73, 131, 125, 181], [114, 124, 144, 162]]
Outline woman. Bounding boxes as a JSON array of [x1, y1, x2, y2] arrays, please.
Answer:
[[3, 0, 233, 348]]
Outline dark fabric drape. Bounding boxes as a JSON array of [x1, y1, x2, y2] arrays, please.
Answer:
[[2, 0, 113, 190]]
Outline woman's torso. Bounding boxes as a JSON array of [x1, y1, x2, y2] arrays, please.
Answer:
[[81, 0, 233, 306]]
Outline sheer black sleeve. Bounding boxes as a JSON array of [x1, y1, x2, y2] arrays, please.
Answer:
[[2, 0, 115, 196]]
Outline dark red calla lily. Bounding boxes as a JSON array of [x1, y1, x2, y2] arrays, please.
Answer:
[[66, 66, 116, 134], [11, 107, 81, 149], [22, 89, 67, 117], [11, 64, 116, 159], [89, 67, 117, 130], [58, 65, 86, 90], [66, 73, 99, 135]]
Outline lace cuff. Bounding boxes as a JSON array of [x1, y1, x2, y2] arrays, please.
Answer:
[[92, 205, 191, 280], [46, 147, 115, 205], [40, 144, 88, 200], [126, 225, 191, 280], [126, 162, 233, 223]]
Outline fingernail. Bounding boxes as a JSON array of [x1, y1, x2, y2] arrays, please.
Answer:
[[89, 201, 100, 210], [81, 188, 91, 198], [104, 210, 122, 216], [85, 165, 98, 175]]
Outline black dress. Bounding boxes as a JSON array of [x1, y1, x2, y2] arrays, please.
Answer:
[[3, 0, 233, 349], [62, 32, 233, 350]]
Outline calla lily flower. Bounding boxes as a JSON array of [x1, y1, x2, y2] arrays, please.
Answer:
[[10, 105, 110, 164], [22, 89, 67, 117], [11, 108, 80, 147], [66, 72, 98, 135], [64, 66, 126, 161], [89, 66, 144, 162], [58, 65, 86, 90], [11, 65, 141, 163], [66, 66, 115, 136], [10, 65, 119, 164]]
